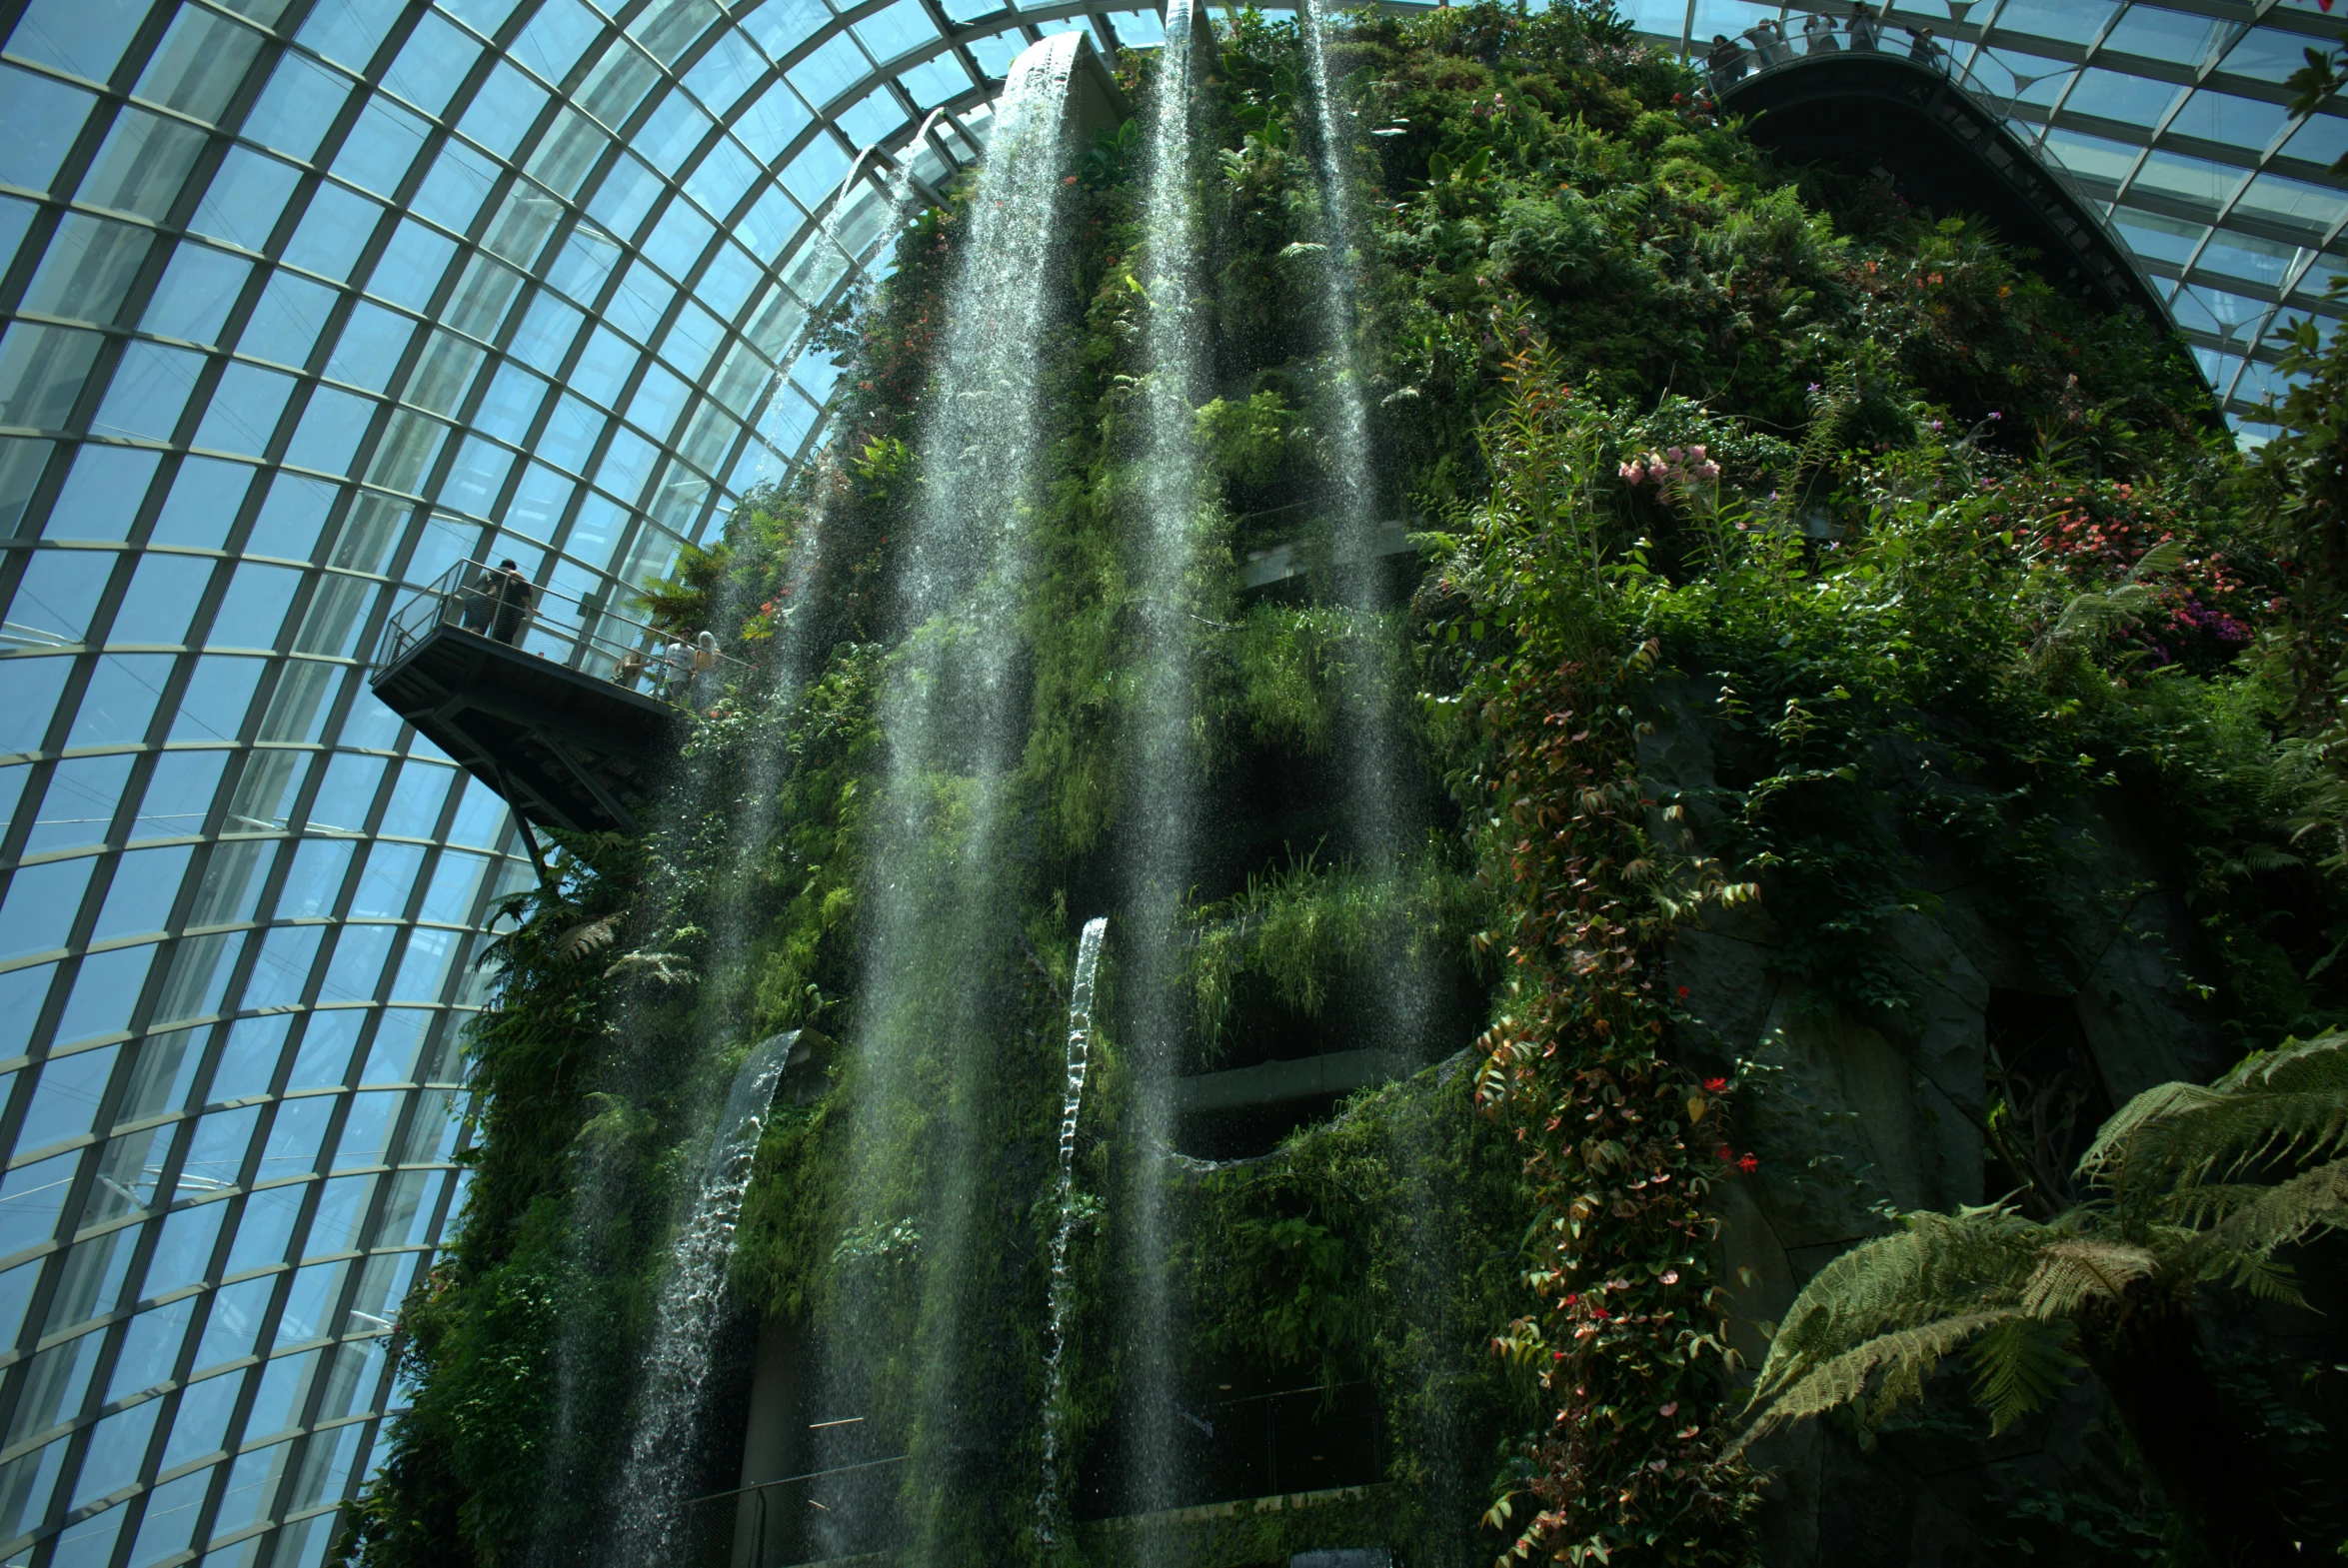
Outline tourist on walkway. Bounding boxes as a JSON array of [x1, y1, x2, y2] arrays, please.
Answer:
[[1908, 26, 1943, 68], [460, 564, 498, 635], [1707, 32, 1748, 88], [1804, 11, 1839, 53], [1749, 18, 1791, 66], [490, 559, 533, 646], [1848, 2, 1880, 51]]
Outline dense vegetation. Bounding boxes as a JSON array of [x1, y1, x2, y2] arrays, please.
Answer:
[[340, 4, 2348, 1565]]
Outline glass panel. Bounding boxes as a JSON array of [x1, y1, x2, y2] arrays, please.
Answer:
[[89, 341, 205, 444], [71, 1397, 161, 1505], [283, 182, 385, 283], [260, 1093, 334, 1175], [133, 750, 229, 840], [136, 6, 265, 123], [0, 1148, 82, 1252], [53, 945, 152, 1043], [241, 54, 353, 171], [318, 924, 393, 1002], [239, 924, 322, 1009], [11, 545, 115, 643], [23, 214, 152, 325], [109, 1297, 197, 1399], [511, 0, 600, 86], [169, 655, 266, 744], [0, 65, 98, 194], [0, 323, 103, 431], [107, 549, 210, 648], [90, 843, 194, 940], [191, 1273, 273, 1370], [3, 0, 149, 85], [160, 1372, 243, 1469], [81, 107, 210, 222], [297, 0, 399, 72], [22, 1044, 120, 1151], [144, 243, 254, 347], [383, 9, 479, 115], [192, 363, 297, 459], [190, 148, 303, 254], [207, 1015, 290, 1104], [126, 1462, 213, 1563], [457, 60, 549, 159], [152, 456, 258, 551], [28, 754, 133, 853], [333, 95, 434, 198], [284, 387, 377, 476], [239, 271, 340, 371], [366, 220, 458, 315], [0, 437, 51, 538]]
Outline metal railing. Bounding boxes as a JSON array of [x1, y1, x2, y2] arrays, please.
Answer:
[[374, 559, 750, 702], [678, 1454, 909, 1568]]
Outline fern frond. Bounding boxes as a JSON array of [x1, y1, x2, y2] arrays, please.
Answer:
[[2016, 1238, 2157, 1319], [1742, 1310, 2020, 1448], [554, 912, 622, 962], [2081, 1031, 2348, 1218], [1752, 1210, 2043, 1410], [2201, 1154, 2348, 1275], [1966, 1316, 2082, 1435], [2126, 539, 2187, 582]]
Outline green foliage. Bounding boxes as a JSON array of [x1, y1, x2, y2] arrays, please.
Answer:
[[1741, 1033, 2348, 1555], [1184, 844, 1487, 1053]]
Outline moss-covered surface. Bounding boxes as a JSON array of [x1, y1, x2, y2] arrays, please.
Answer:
[[339, 5, 2348, 1566]]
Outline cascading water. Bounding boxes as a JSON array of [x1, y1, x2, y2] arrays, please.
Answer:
[[1296, 0, 1465, 1523], [1034, 915, 1108, 1548], [806, 35, 1090, 1561], [1122, 0, 1214, 1542], [605, 1029, 801, 1563]]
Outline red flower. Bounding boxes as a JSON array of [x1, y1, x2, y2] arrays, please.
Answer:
[[1702, 1076, 1727, 1093], [1737, 1153, 1759, 1173], [1675, 985, 1690, 999]]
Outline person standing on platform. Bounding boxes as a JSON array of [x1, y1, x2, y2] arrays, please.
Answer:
[[1804, 11, 1839, 53], [1848, 1, 1881, 51], [1707, 32, 1749, 88], [490, 559, 534, 646], [460, 563, 498, 634], [1908, 26, 1943, 68]]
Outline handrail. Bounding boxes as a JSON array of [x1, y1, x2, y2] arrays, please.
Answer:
[[372, 558, 752, 705]]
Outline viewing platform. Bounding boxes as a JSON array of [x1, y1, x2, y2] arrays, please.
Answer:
[[1707, 18, 2172, 328], [368, 561, 744, 835]]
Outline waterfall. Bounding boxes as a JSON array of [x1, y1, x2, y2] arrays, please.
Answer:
[[1296, 0, 1459, 1520], [1124, 0, 1213, 1538], [606, 1030, 801, 1564], [1298, 0, 1376, 575], [1035, 915, 1109, 1549], [807, 35, 1089, 1561]]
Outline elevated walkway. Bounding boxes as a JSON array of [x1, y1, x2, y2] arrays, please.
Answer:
[[1713, 32, 2172, 329], [368, 561, 743, 835]]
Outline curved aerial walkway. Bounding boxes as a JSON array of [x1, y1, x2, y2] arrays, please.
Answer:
[[1712, 30, 2175, 333]]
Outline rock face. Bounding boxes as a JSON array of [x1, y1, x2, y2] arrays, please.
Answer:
[[1635, 679, 2226, 1565]]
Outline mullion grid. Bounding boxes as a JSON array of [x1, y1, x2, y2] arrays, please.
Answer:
[[0, 697, 480, 1559]]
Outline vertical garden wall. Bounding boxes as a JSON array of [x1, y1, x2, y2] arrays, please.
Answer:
[[336, 5, 2348, 1567]]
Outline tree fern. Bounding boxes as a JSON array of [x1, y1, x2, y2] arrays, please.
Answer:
[[1741, 1029, 2348, 1490]]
